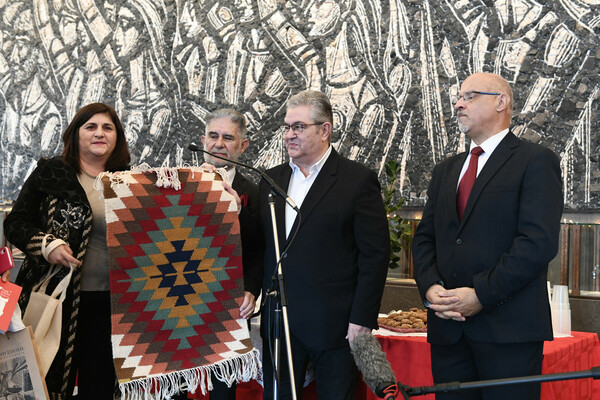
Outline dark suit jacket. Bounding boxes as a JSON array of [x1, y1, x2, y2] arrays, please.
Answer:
[[232, 170, 264, 298], [412, 132, 563, 346], [259, 149, 390, 350]]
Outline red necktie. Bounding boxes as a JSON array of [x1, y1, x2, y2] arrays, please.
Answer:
[[457, 146, 484, 220]]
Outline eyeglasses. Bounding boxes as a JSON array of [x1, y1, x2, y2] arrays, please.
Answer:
[[282, 122, 323, 135], [451, 91, 501, 105]]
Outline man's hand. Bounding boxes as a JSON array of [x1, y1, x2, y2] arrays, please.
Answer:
[[426, 284, 460, 306], [426, 284, 462, 321], [48, 244, 81, 268], [222, 181, 242, 210], [201, 163, 217, 173], [1, 270, 9, 283], [440, 287, 483, 318], [239, 291, 256, 319], [200, 163, 241, 209], [426, 285, 482, 321], [346, 322, 371, 344]]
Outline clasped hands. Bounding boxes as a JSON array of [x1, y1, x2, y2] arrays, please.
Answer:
[[426, 284, 483, 321]]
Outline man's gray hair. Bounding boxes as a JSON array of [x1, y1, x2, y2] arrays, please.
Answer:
[[287, 90, 333, 125], [205, 108, 247, 137]]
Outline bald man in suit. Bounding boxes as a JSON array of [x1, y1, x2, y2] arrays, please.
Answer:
[[413, 73, 563, 400]]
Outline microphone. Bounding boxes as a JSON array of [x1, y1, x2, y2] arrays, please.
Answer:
[[350, 333, 402, 400], [188, 143, 298, 210]]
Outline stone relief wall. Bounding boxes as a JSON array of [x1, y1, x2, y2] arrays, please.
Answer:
[[0, 0, 599, 209]]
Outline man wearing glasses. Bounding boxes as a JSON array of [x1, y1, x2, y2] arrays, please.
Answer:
[[175, 109, 264, 400], [259, 90, 390, 399], [413, 73, 563, 400]]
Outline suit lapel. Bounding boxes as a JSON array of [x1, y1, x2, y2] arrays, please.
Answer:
[[232, 172, 247, 194], [460, 132, 519, 225], [446, 153, 467, 224], [284, 149, 339, 244], [297, 150, 338, 223]]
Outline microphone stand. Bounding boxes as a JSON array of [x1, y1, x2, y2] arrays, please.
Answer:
[[188, 144, 299, 399], [398, 366, 600, 398], [266, 193, 298, 400]]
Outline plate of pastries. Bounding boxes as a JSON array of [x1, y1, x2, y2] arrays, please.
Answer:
[[377, 308, 428, 333]]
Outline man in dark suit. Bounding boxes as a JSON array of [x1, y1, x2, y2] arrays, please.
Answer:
[[412, 73, 563, 400], [201, 109, 263, 316], [176, 108, 263, 400], [259, 90, 390, 399]]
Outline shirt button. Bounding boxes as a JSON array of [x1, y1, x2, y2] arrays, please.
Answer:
[[456, 238, 463, 245]]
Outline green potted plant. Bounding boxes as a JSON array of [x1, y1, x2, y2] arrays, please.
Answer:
[[382, 160, 413, 270]]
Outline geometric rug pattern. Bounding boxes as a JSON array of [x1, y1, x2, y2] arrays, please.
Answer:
[[101, 168, 257, 397]]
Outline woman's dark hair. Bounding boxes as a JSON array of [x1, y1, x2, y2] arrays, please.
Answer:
[[61, 103, 131, 173]]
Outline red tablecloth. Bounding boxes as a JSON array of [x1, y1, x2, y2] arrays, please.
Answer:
[[539, 332, 600, 400], [365, 334, 433, 400], [191, 331, 600, 399]]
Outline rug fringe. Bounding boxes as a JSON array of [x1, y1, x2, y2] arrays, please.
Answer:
[[98, 166, 236, 214], [96, 165, 231, 194], [95, 170, 139, 192], [119, 348, 261, 400], [128, 164, 183, 190]]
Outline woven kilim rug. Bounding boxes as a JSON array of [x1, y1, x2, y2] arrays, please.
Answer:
[[100, 167, 260, 399]]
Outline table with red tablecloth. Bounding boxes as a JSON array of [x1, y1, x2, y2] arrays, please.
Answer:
[[364, 331, 600, 400], [538, 331, 600, 400], [192, 331, 600, 399]]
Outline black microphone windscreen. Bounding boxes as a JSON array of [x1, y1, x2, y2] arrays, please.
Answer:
[[350, 333, 397, 398]]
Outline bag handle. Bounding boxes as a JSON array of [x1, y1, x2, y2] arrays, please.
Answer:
[[41, 234, 68, 263], [50, 263, 75, 302], [32, 266, 62, 293], [32, 263, 75, 302]]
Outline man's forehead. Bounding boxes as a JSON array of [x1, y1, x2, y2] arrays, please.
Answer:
[[206, 118, 240, 136], [461, 74, 495, 93], [285, 105, 312, 121]]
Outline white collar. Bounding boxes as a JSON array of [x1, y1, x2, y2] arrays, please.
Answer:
[[470, 128, 510, 154], [289, 145, 332, 175]]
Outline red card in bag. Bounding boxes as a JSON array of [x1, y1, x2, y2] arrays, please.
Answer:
[[0, 280, 22, 331]]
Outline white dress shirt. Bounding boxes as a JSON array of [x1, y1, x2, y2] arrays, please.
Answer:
[[225, 166, 237, 185], [457, 128, 510, 189], [285, 146, 333, 238]]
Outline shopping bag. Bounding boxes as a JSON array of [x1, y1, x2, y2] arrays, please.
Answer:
[[0, 326, 50, 399], [22, 263, 74, 377]]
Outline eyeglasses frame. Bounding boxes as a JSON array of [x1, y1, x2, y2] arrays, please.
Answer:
[[282, 122, 324, 135], [452, 91, 502, 105]]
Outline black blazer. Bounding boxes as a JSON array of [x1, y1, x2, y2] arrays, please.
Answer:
[[232, 171, 264, 298], [259, 149, 390, 350], [413, 132, 563, 345]]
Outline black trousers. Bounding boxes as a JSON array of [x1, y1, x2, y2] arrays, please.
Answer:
[[210, 380, 237, 400], [262, 332, 359, 400], [431, 335, 544, 400], [73, 291, 116, 400]]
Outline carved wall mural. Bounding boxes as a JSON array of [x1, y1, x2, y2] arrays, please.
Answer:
[[0, 0, 599, 209]]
